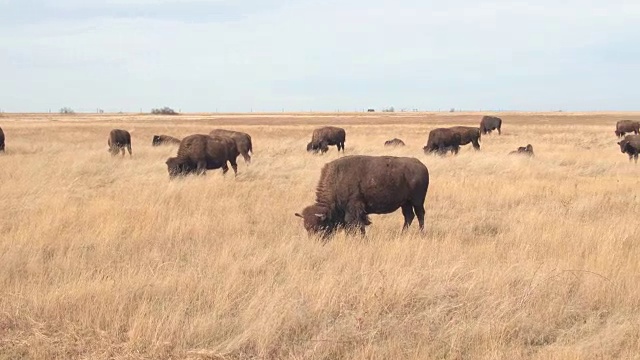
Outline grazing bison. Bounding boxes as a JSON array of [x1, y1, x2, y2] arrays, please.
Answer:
[[449, 126, 481, 150], [423, 128, 462, 155], [295, 155, 429, 238], [479, 116, 502, 135], [618, 137, 640, 163], [509, 144, 534, 156], [615, 120, 640, 137], [0, 126, 4, 152], [108, 129, 132, 157], [166, 134, 239, 178], [384, 138, 406, 147], [307, 126, 346, 153], [152, 135, 181, 146], [209, 129, 253, 164]]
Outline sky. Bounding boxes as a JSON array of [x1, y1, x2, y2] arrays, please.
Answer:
[[1, 0, 639, 112]]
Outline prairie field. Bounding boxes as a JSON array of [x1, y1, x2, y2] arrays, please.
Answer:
[[2, 111, 640, 359]]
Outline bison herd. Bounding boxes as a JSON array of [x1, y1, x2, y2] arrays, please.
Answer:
[[0, 115, 638, 239]]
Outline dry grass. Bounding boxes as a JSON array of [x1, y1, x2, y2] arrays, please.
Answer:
[[1, 112, 640, 359]]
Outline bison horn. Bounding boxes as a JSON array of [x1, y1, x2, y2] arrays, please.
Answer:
[[314, 213, 327, 220], [294, 213, 303, 218]]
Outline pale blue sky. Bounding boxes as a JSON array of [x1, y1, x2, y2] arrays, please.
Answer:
[[1, 0, 639, 112]]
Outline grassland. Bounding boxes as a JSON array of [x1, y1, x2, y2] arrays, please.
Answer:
[[1, 112, 639, 359]]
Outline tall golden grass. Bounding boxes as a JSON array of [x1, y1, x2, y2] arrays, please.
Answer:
[[1, 112, 640, 359]]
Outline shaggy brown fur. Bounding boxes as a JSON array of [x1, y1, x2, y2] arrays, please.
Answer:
[[295, 155, 429, 238], [0, 126, 4, 152], [448, 126, 481, 150], [509, 144, 534, 156], [423, 128, 462, 155], [384, 138, 406, 147], [107, 129, 132, 157], [165, 134, 239, 178], [152, 135, 181, 146], [615, 120, 640, 137], [618, 137, 640, 163], [479, 116, 502, 135], [307, 126, 346, 153], [209, 129, 253, 163]]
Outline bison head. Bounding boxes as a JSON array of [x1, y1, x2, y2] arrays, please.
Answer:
[[295, 204, 338, 238], [306, 142, 314, 152], [618, 140, 629, 153], [152, 135, 161, 146], [166, 157, 195, 178]]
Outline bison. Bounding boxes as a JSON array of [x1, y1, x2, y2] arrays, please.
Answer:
[[165, 134, 239, 178], [618, 136, 640, 163], [108, 129, 132, 157], [295, 155, 429, 238], [423, 128, 462, 155], [209, 129, 253, 164], [152, 135, 181, 146], [479, 116, 502, 135], [509, 144, 534, 156], [384, 138, 406, 147], [449, 126, 481, 150], [0, 126, 4, 152], [307, 126, 346, 154], [615, 120, 640, 137]]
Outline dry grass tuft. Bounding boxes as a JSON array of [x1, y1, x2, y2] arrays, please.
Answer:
[[1, 112, 640, 359]]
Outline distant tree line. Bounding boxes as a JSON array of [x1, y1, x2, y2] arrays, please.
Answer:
[[151, 107, 179, 115]]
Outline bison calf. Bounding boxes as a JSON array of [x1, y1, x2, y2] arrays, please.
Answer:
[[166, 134, 239, 178], [295, 155, 429, 238], [108, 129, 132, 157], [152, 135, 181, 146]]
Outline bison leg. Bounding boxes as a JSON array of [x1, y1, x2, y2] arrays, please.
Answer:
[[127, 144, 132, 157], [229, 159, 238, 176], [472, 139, 480, 150], [221, 163, 229, 175], [635, 154, 639, 164], [401, 204, 415, 231], [414, 204, 425, 231], [497, 126, 501, 135], [196, 161, 207, 175], [452, 145, 460, 155]]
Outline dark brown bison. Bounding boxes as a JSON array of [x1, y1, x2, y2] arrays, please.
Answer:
[[618, 136, 640, 163], [152, 135, 181, 146], [165, 134, 239, 178], [509, 144, 534, 156], [307, 126, 346, 153], [108, 129, 132, 157], [449, 126, 481, 150], [423, 128, 462, 155], [615, 120, 640, 137], [0, 126, 4, 152], [295, 155, 429, 238], [479, 116, 502, 135], [209, 129, 253, 163], [384, 138, 405, 147]]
